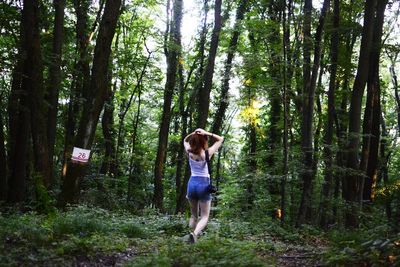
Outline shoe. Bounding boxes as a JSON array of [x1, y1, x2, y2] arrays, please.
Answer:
[[188, 232, 197, 244]]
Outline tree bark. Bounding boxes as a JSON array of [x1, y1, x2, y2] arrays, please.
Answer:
[[211, 0, 247, 136], [320, 0, 339, 228], [153, 0, 183, 210], [47, 0, 66, 186], [297, 0, 330, 226], [0, 110, 7, 201], [21, 0, 52, 188], [379, 114, 391, 221], [344, 0, 377, 228], [7, 12, 30, 203], [100, 84, 116, 176], [196, 0, 222, 129], [360, 0, 387, 202], [280, 0, 293, 224], [62, 0, 91, 177], [265, 0, 284, 172], [58, 0, 122, 206]]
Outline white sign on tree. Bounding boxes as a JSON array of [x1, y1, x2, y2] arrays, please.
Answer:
[[71, 147, 91, 163]]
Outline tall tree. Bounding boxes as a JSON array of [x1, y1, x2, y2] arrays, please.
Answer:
[[320, 0, 339, 228], [7, 56, 29, 202], [360, 0, 387, 202], [0, 106, 7, 201], [153, 0, 183, 210], [23, 0, 52, 187], [343, 0, 377, 228], [265, 0, 284, 172], [196, 0, 222, 129], [212, 0, 247, 136], [297, 0, 330, 226], [58, 0, 122, 206], [47, 0, 66, 186], [62, 0, 91, 175]]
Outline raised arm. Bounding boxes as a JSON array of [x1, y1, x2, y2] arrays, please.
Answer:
[[183, 131, 196, 153], [195, 128, 224, 158]]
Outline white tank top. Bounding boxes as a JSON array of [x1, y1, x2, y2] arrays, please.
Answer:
[[188, 156, 210, 177]]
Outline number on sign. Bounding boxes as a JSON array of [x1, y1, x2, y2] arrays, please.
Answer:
[[78, 153, 86, 159]]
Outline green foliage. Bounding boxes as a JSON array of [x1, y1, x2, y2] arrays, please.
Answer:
[[127, 237, 268, 267], [0, 205, 148, 265], [324, 224, 400, 266], [121, 223, 147, 238], [34, 174, 56, 215]]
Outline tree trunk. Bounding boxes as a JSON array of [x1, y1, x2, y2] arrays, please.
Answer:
[[333, 8, 357, 220], [47, 0, 66, 186], [320, 0, 339, 228], [100, 85, 116, 176], [196, 0, 222, 129], [7, 24, 30, 203], [58, 0, 122, 206], [360, 0, 387, 202], [174, 53, 187, 213], [128, 85, 142, 202], [247, 122, 257, 209], [153, 0, 183, 210], [211, 0, 247, 136], [344, 0, 377, 228], [21, 0, 52, 188], [297, 0, 330, 226], [265, 0, 284, 172], [62, 0, 91, 177], [389, 56, 400, 131], [0, 111, 7, 201], [380, 114, 391, 221]]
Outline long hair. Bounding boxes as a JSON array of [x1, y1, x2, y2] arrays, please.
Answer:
[[188, 133, 208, 155]]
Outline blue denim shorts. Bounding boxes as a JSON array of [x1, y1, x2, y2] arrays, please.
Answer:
[[187, 176, 211, 201]]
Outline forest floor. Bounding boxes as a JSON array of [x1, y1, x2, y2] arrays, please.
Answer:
[[0, 205, 397, 266]]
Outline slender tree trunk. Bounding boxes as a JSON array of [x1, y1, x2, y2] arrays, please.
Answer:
[[47, 0, 66, 186], [247, 122, 257, 209], [320, 0, 339, 228], [196, 0, 222, 129], [100, 25, 121, 177], [380, 113, 391, 220], [389, 62, 400, 131], [344, 0, 377, 228], [280, 0, 293, 224], [0, 111, 7, 201], [297, 0, 330, 226], [128, 85, 142, 202], [266, 0, 284, 172], [211, 0, 247, 136], [58, 0, 122, 206], [153, 0, 183, 210], [333, 10, 357, 220], [175, 54, 187, 213], [100, 85, 116, 176]]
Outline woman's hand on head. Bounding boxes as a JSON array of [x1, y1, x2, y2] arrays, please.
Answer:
[[195, 128, 206, 135]]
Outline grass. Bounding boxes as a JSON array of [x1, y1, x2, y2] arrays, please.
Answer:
[[0, 205, 335, 266]]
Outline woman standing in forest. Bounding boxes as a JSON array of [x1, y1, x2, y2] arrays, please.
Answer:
[[183, 128, 224, 243]]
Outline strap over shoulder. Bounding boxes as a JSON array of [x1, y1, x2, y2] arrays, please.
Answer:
[[204, 150, 213, 186]]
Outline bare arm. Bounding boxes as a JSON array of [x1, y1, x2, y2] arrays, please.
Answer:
[[183, 131, 196, 153]]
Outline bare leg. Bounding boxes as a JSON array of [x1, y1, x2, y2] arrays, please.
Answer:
[[193, 200, 211, 236], [188, 199, 199, 231]]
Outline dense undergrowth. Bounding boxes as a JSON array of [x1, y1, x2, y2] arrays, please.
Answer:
[[0, 204, 398, 266]]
